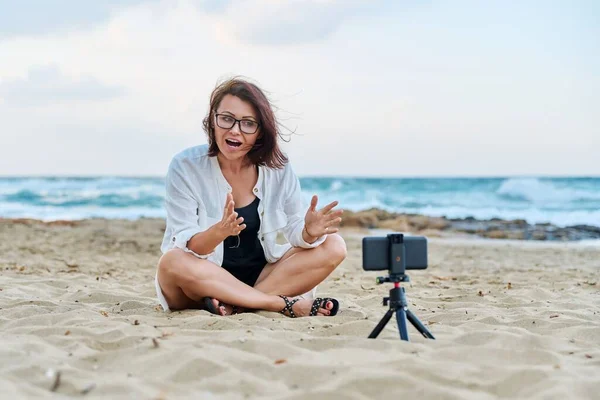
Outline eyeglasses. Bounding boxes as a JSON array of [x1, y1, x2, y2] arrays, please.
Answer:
[[215, 114, 260, 134], [228, 234, 240, 249]]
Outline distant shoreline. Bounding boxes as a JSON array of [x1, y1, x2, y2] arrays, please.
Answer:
[[340, 208, 600, 241], [2, 176, 598, 228], [2, 175, 600, 179], [2, 207, 599, 241]]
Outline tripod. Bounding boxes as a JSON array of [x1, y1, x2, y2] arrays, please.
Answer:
[[368, 275, 435, 341], [366, 233, 435, 341]]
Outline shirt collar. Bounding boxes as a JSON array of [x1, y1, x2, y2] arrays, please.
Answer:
[[210, 155, 263, 196]]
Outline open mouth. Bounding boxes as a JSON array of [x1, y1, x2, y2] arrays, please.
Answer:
[[225, 138, 242, 148]]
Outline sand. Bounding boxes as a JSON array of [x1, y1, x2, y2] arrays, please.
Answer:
[[1, 218, 599, 399]]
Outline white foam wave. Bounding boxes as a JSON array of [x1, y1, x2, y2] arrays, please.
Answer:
[[2, 177, 599, 228], [497, 178, 600, 204], [393, 205, 600, 228], [0, 203, 166, 221], [329, 180, 344, 191]]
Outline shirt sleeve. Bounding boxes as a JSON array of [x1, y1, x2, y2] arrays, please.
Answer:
[[281, 163, 327, 249], [164, 159, 213, 259]]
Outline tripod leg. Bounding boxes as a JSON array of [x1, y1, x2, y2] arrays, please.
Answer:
[[406, 309, 435, 339], [368, 309, 394, 339], [395, 308, 409, 341]]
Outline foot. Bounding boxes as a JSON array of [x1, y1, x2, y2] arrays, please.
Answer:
[[279, 296, 337, 317], [207, 298, 226, 315], [208, 298, 245, 316]]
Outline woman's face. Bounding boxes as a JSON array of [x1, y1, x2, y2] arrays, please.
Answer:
[[214, 94, 260, 162]]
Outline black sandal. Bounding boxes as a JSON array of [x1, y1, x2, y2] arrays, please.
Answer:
[[279, 295, 340, 317], [310, 297, 340, 316], [278, 295, 301, 318], [203, 297, 241, 315], [202, 297, 220, 315]]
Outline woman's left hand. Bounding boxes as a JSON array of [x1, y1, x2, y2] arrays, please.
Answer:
[[304, 195, 343, 237]]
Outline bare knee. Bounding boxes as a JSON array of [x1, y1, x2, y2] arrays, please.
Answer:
[[157, 248, 187, 279], [158, 249, 220, 285], [158, 249, 204, 287], [322, 234, 347, 267], [157, 249, 219, 309]]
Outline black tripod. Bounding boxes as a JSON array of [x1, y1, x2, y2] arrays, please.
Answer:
[[367, 275, 435, 341], [367, 234, 435, 341]]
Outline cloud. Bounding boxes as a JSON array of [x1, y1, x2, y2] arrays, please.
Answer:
[[0, 0, 378, 46], [0, 65, 126, 107], [0, 0, 148, 38], [192, 0, 234, 14], [198, 0, 373, 45], [0, 0, 597, 177]]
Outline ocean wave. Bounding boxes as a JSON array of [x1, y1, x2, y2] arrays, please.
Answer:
[[393, 205, 600, 228], [329, 179, 344, 191], [2, 176, 599, 227], [497, 178, 600, 204], [2, 189, 164, 208], [0, 202, 166, 221]]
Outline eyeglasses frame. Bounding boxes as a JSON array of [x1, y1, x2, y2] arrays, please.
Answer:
[[228, 234, 240, 249], [215, 113, 260, 135]]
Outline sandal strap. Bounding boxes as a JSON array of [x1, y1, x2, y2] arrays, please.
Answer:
[[278, 295, 299, 318], [310, 297, 324, 316], [310, 297, 339, 316]]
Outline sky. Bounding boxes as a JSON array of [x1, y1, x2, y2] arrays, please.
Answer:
[[0, 0, 598, 178]]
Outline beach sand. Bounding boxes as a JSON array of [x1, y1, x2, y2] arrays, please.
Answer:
[[1, 218, 599, 399]]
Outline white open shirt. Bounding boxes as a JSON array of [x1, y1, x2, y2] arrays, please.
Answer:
[[160, 144, 327, 265]]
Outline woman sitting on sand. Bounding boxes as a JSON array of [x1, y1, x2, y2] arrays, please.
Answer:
[[155, 78, 347, 317]]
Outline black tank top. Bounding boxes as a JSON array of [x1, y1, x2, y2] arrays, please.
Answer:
[[222, 197, 267, 284]]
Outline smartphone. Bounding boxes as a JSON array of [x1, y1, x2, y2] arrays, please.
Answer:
[[362, 235, 428, 271]]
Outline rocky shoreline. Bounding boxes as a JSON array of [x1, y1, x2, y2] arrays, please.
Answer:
[[341, 208, 600, 241], [2, 209, 599, 242]]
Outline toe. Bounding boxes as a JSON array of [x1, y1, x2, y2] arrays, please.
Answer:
[[221, 303, 235, 316], [318, 307, 330, 316], [213, 299, 226, 316]]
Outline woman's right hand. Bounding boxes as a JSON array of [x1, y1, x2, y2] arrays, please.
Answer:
[[216, 193, 246, 238]]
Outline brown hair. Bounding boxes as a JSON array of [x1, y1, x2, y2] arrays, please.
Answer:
[[202, 77, 288, 169]]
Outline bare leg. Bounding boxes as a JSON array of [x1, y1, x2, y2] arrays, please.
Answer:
[[215, 246, 305, 315], [254, 234, 347, 296], [157, 234, 347, 317], [221, 234, 347, 315], [158, 250, 281, 312]]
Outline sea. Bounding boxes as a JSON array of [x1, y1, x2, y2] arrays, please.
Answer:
[[0, 177, 599, 228]]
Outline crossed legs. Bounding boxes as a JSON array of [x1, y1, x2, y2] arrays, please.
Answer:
[[156, 234, 347, 317]]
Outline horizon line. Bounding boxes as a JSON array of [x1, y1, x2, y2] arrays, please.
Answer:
[[0, 174, 599, 180]]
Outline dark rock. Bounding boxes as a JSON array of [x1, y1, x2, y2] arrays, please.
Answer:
[[569, 225, 600, 235], [337, 208, 600, 242], [531, 230, 547, 240]]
